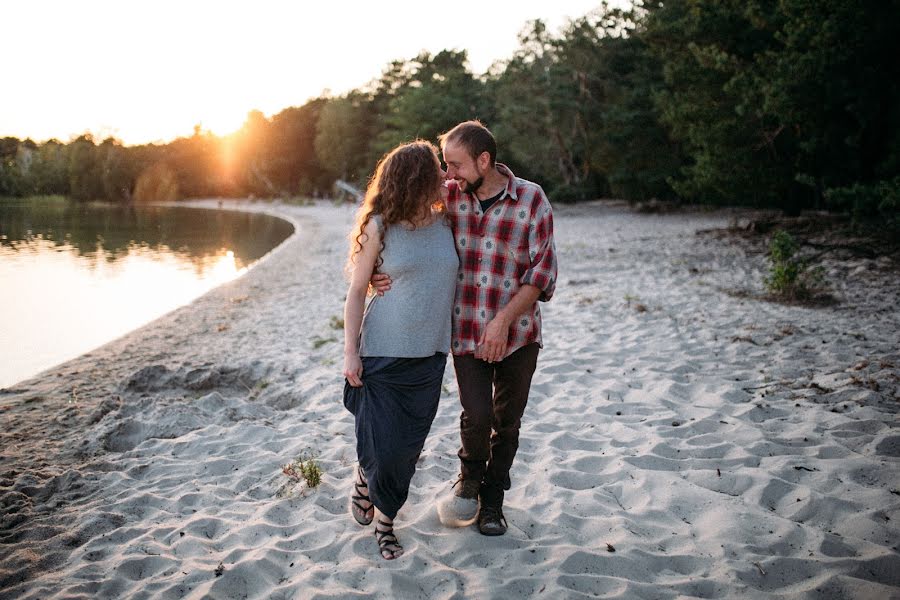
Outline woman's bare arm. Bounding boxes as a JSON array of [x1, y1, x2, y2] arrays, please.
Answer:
[[343, 219, 381, 386]]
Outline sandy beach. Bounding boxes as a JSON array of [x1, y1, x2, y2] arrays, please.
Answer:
[[1, 199, 898, 599]]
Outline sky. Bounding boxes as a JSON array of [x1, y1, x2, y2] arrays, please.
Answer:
[[3, 0, 618, 146]]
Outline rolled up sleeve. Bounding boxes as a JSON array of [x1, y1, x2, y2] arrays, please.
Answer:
[[519, 193, 557, 302]]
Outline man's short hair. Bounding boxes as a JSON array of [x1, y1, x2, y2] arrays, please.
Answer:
[[438, 120, 496, 166]]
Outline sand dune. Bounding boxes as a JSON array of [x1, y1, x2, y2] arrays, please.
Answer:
[[1, 200, 898, 599]]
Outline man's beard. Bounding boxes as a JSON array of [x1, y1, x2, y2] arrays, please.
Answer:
[[461, 175, 484, 194]]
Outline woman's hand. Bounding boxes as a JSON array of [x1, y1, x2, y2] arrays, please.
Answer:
[[343, 352, 364, 387]]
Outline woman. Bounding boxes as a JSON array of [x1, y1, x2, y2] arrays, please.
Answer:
[[342, 141, 458, 560]]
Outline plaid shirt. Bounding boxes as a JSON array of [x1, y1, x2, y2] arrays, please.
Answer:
[[446, 163, 557, 358]]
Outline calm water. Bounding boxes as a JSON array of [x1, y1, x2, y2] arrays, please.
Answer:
[[0, 198, 294, 388]]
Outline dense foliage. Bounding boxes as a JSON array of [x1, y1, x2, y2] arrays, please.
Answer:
[[1, 1, 897, 216]]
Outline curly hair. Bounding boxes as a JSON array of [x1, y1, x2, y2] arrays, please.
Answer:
[[347, 140, 445, 274]]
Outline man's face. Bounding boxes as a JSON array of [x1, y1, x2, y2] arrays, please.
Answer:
[[442, 141, 486, 194]]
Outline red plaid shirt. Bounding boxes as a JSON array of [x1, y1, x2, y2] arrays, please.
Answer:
[[446, 163, 557, 357]]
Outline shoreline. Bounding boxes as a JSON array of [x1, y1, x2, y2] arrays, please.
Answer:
[[1, 200, 898, 599]]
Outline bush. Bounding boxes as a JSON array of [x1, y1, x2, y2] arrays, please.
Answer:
[[549, 181, 594, 203], [825, 177, 900, 221], [764, 230, 824, 301]]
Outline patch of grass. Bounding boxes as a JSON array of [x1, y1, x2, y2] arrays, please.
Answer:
[[623, 294, 647, 312], [278, 453, 324, 497], [312, 336, 336, 349], [329, 315, 344, 330]]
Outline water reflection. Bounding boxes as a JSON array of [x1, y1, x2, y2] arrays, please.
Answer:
[[0, 198, 294, 389], [0, 198, 293, 268]]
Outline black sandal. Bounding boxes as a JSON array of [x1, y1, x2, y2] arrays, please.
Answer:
[[350, 465, 374, 526], [374, 519, 404, 560]]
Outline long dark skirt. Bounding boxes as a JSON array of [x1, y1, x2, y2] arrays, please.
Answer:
[[343, 353, 446, 519]]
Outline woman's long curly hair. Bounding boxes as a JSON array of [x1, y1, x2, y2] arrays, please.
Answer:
[[347, 140, 445, 275]]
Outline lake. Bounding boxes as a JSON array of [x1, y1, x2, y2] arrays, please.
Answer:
[[0, 198, 294, 388]]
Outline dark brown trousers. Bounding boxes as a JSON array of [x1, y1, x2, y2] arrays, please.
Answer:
[[452, 343, 540, 505]]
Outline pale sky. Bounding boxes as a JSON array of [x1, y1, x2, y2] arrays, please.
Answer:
[[3, 0, 617, 146]]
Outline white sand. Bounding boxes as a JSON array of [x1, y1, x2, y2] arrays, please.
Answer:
[[1, 199, 898, 600]]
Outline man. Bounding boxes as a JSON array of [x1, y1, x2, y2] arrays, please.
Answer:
[[373, 120, 557, 536]]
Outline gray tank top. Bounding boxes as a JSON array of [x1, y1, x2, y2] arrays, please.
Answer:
[[359, 214, 459, 357]]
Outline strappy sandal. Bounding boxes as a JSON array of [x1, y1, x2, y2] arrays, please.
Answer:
[[374, 519, 404, 560], [350, 465, 374, 526]]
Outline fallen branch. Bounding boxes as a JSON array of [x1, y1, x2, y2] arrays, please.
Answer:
[[742, 382, 786, 392]]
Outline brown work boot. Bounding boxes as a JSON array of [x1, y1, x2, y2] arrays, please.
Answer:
[[437, 475, 480, 526], [477, 503, 508, 536]]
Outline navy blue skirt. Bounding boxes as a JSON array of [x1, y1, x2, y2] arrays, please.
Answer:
[[343, 353, 446, 519]]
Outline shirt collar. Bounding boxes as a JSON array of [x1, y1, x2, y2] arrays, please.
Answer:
[[495, 163, 519, 202]]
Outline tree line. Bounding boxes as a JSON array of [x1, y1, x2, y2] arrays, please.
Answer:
[[2, 1, 897, 217]]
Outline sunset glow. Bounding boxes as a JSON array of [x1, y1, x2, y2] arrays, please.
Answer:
[[3, 0, 618, 145]]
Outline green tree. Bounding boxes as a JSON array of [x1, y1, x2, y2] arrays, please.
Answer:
[[369, 50, 492, 161], [754, 0, 900, 214], [314, 93, 371, 184], [0, 137, 26, 196], [164, 126, 224, 199], [67, 135, 105, 201], [29, 140, 69, 196], [579, 10, 683, 201], [644, 0, 900, 214], [268, 99, 330, 196], [644, 1, 794, 208], [491, 20, 585, 198], [98, 137, 138, 202], [490, 7, 679, 203]]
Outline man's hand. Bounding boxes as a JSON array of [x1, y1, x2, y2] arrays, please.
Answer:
[[475, 285, 540, 363], [476, 316, 510, 363], [343, 352, 363, 387], [369, 273, 392, 296]]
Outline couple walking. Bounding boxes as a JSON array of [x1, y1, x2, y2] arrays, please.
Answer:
[[341, 120, 558, 560]]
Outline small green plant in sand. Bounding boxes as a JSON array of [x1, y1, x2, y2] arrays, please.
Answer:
[[623, 293, 647, 313], [764, 230, 824, 301], [312, 336, 336, 349], [329, 315, 345, 330], [238, 378, 269, 400], [278, 453, 323, 497]]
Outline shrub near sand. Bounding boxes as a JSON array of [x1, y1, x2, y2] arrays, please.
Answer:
[[764, 229, 830, 304]]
